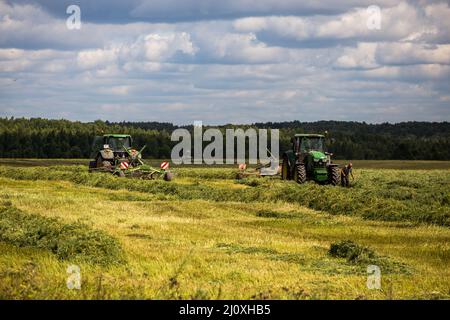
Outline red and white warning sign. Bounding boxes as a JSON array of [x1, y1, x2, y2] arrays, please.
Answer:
[[119, 162, 129, 170], [160, 161, 170, 170]]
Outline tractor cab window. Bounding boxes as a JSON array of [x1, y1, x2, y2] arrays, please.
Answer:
[[107, 137, 131, 151], [90, 136, 104, 158], [91, 136, 103, 149], [300, 137, 324, 152], [293, 138, 300, 153]]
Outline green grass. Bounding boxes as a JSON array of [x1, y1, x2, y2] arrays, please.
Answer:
[[328, 240, 411, 274], [0, 205, 124, 266], [0, 165, 448, 226], [334, 160, 450, 170], [1, 158, 449, 170], [0, 162, 449, 299]]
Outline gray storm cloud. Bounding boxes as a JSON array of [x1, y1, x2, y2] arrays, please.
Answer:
[[0, 0, 449, 123]]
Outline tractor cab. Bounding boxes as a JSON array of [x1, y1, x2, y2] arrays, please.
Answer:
[[104, 135, 132, 152], [292, 134, 325, 154], [91, 134, 132, 153], [89, 134, 133, 169]]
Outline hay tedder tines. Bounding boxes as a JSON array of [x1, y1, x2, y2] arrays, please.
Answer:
[[236, 149, 281, 179]]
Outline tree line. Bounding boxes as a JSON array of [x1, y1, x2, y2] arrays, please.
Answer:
[[0, 117, 449, 160]]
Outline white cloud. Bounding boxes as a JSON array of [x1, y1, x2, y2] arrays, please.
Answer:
[[233, 2, 450, 45], [376, 43, 450, 65], [335, 42, 450, 70], [362, 64, 450, 81], [421, 2, 450, 43], [98, 86, 131, 96], [77, 48, 118, 69], [75, 31, 197, 73], [203, 32, 287, 63], [234, 16, 312, 40], [141, 32, 197, 61], [335, 43, 378, 69]]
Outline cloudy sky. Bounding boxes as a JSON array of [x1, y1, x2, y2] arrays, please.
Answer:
[[0, 0, 449, 124]]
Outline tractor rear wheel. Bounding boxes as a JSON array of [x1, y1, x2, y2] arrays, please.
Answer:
[[295, 164, 306, 184], [328, 166, 340, 186], [281, 157, 290, 180]]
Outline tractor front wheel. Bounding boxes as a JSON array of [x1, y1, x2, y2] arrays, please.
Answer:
[[295, 164, 306, 184], [328, 166, 340, 186], [96, 156, 112, 170], [164, 172, 174, 181], [281, 157, 290, 180], [102, 161, 113, 169]]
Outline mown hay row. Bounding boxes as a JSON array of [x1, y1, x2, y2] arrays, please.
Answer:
[[0, 166, 449, 227]]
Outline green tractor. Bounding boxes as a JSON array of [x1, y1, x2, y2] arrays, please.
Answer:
[[88, 134, 173, 181], [89, 134, 133, 169], [281, 134, 340, 185]]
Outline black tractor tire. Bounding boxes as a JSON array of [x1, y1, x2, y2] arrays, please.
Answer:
[[164, 172, 174, 181], [281, 157, 290, 180], [102, 161, 112, 169], [295, 164, 307, 184], [328, 166, 340, 186], [96, 156, 112, 170], [116, 170, 125, 178]]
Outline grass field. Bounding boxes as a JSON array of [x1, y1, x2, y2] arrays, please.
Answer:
[[1, 158, 450, 170], [0, 161, 449, 299]]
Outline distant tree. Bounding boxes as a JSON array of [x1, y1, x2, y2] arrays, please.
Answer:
[[0, 117, 449, 160]]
